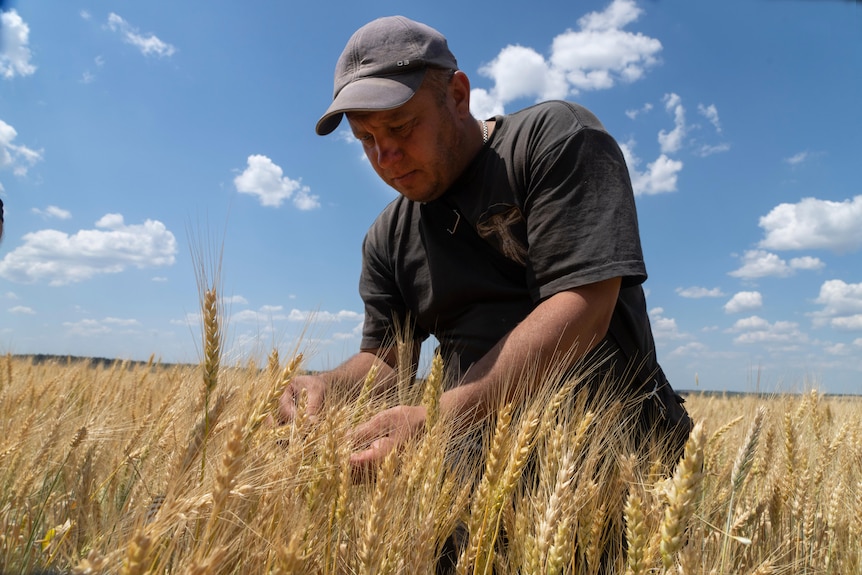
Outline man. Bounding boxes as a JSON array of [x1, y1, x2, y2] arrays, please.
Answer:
[[279, 16, 691, 469]]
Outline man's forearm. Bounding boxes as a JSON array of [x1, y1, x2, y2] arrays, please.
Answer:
[[320, 350, 398, 399], [439, 278, 620, 424]]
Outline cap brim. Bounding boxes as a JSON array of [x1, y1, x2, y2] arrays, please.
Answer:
[[315, 68, 427, 135]]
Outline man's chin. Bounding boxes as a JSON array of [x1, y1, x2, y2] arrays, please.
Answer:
[[392, 183, 445, 203]]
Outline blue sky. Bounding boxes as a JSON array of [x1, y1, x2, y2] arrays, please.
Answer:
[[1, 0, 860, 394]]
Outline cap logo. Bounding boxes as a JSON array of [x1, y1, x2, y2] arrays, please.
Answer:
[[397, 60, 410, 67]]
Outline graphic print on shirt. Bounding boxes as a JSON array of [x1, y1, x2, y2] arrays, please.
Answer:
[[476, 204, 527, 265]]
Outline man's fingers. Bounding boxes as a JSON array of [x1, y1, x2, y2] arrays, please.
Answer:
[[350, 437, 397, 475], [277, 379, 326, 424], [277, 387, 297, 424], [305, 389, 324, 416]]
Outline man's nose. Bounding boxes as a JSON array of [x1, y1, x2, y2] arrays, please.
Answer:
[[375, 137, 402, 168]]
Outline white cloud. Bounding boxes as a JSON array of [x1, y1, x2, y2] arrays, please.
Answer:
[[620, 138, 683, 196], [478, 45, 567, 105], [107, 13, 176, 58], [724, 291, 763, 314], [81, 56, 105, 85], [470, 0, 661, 117], [729, 249, 824, 279], [231, 308, 276, 324], [230, 305, 362, 325], [667, 341, 708, 358], [815, 279, 862, 315], [811, 279, 862, 331], [676, 286, 724, 298], [0, 214, 178, 285], [636, 94, 728, 160], [694, 143, 731, 157], [697, 103, 721, 133], [0, 10, 36, 78], [758, 195, 862, 253], [553, 0, 661, 85], [727, 315, 807, 345], [823, 342, 851, 356], [221, 294, 248, 306], [784, 151, 808, 166], [234, 154, 320, 210], [635, 154, 682, 195], [831, 315, 862, 331], [788, 256, 824, 271], [293, 188, 322, 211], [649, 307, 686, 341], [625, 102, 653, 120], [286, 309, 363, 323], [8, 305, 35, 315], [0, 118, 44, 178], [32, 205, 72, 220], [63, 317, 141, 337], [470, 89, 505, 121], [332, 321, 364, 341], [658, 93, 686, 154]]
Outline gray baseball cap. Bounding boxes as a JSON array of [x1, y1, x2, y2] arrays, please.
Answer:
[[315, 16, 458, 136]]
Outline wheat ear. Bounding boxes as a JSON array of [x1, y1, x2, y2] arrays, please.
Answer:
[[660, 421, 705, 570], [359, 450, 399, 575], [624, 485, 649, 575], [202, 418, 245, 548], [201, 287, 221, 395], [475, 405, 541, 574], [538, 443, 579, 575], [422, 352, 444, 431], [120, 531, 152, 575], [459, 402, 515, 574]]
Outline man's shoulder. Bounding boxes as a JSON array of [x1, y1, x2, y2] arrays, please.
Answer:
[[506, 100, 607, 133]]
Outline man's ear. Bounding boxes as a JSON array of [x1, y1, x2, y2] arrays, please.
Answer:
[[450, 71, 472, 118]]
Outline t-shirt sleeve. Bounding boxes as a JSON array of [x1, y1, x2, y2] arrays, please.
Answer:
[[521, 123, 646, 301], [357, 217, 429, 351], [358, 230, 400, 351]]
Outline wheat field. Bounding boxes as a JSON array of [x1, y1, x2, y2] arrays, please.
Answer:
[[1, 293, 860, 574]]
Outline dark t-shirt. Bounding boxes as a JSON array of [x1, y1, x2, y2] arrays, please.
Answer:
[[359, 101, 661, 386]]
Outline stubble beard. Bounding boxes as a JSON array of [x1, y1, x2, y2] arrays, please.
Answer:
[[411, 114, 467, 203]]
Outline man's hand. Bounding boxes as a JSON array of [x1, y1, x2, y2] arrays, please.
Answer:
[[278, 374, 327, 423], [349, 405, 427, 471]]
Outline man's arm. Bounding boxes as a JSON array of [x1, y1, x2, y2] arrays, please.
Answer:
[[278, 343, 419, 422], [440, 276, 620, 423], [349, 276, 621, 467]]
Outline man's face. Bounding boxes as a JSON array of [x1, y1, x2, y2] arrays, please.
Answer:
[[347, 75, 467, 203]]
